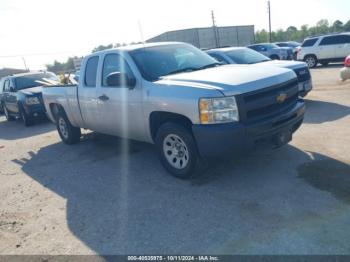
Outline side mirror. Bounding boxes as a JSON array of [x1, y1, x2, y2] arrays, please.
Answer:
[[106, 72, 136, 89], [10, 86, 16, 92]]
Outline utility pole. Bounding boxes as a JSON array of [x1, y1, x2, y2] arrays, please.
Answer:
[[211, 10, 219, 48], [268, 0, 272, 42]]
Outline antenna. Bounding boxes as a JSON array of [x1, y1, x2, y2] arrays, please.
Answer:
[[138, 19, 145, 43], [22, 57, 28, 71]]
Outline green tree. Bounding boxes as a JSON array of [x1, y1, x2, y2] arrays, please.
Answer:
[[255, 29, 269, 43], [92, 44, 113, 53], [46, 57, 76, 74], [332, 20, 344, 32], [316, 19, 330, 34], [344, 20, 350, 31]]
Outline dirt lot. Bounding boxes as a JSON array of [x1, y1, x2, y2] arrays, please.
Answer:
[[0, 65, 350, 255]]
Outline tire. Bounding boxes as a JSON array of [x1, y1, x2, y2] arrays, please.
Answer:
[[321, 62, 329, 67], [56, 109, 81, 144], [304, 55, 318, 68], [270, 55, 280, 60], [3, 106, 15, 121], [19, 104, 33, 127], [155, 122, 198, 179]]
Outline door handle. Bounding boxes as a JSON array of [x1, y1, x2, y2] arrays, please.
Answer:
[[98, 94, 109, 101]]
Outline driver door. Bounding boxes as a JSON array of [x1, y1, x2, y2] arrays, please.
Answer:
[[95, 52, 143, 139]]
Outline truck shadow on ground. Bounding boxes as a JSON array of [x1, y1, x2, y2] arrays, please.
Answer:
[[304, 99, 350, 124], [0, 117, 55, 140], [12, 132, 350, 254]]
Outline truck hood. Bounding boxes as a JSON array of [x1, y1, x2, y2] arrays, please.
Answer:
[[257, 60, 308, 70], [158, 65, 296, 96], [18, 86, 43, 96]]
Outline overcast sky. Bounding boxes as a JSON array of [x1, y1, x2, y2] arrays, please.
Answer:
[[0, 0, 349, 69]]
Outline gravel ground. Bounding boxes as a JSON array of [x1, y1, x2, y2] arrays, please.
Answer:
[[0, 65, 350, 255]]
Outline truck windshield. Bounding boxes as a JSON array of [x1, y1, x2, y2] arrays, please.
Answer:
[[15, 73, 59, 90], [225, 48, 271, 64], [129, 44, 218, 81]]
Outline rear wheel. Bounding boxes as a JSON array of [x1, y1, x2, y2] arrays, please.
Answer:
[[4, 106, 15, 121], [270, 55, 280, 60], [56, 110, 81, 144], [155, 122, 198, 179], [304, 55, 318, 68]]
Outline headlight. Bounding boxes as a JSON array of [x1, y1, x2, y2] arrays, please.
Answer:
[[199, 96, 239, 124], [25, 97, 40, 105]]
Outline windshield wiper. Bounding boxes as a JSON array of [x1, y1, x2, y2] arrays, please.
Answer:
[[163, 62, 222, 77], [163, 67, 198, 76], [197, 62, 222, 70]]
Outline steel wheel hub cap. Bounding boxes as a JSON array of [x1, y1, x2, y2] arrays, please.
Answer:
[[58, 118, 69, 139], [163, 134, 189, 169]]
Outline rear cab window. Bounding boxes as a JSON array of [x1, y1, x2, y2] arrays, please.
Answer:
[[84, 56, 99, 87], [302, 38, 318, 47]]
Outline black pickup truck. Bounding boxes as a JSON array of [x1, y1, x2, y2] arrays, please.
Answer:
[[0, 72, 58, 126]]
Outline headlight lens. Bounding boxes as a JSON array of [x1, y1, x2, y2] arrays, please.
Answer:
[[26, 97, 40, 105], [199, 96, 239, 124]]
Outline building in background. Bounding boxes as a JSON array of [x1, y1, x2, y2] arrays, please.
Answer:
[[147, 25, 255, 49]]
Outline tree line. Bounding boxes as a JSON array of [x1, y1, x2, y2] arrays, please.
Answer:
[[46, 19, 350, 73], [255, 19, 350, 43], [46, 42, 142, 74]]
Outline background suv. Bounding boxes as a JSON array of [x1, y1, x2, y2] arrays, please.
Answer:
[[247, 43, 293, 60], [297, 33, 350, 68], [1, 72, 58, 126]]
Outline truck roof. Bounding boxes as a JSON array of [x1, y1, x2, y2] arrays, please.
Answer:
[[91, 42, 189, 55]]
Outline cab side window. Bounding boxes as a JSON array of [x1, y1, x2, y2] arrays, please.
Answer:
[[84, 56, 99, 87], [102, 53, 134, 87]]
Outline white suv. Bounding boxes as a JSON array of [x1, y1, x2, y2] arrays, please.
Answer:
[[297, 32, 350, 68]]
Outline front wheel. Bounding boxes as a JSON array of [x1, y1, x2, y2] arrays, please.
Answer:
[[19, 105, 33, 127], [155, 123, 198, 179], [56, 110, 81, 144]]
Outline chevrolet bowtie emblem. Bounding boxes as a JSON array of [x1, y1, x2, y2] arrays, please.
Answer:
[[277, 93, 288, 103]]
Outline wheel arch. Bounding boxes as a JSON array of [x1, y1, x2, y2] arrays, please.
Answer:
[[149, 111, 194, 142]]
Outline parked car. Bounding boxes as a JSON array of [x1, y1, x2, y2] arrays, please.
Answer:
[[0, 78, 4, 114], [43, 42, 305, 178], [1, 71, 59, 126], [206, 47, 313, 97], [247, 43, 293, 60], [297, 32, 350, 68], [275, 41, 301, 60], [340, 55, 350, 81]]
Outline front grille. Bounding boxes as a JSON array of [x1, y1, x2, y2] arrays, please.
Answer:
[[238, 79, 299, 123], [294, 67, 311, 82]]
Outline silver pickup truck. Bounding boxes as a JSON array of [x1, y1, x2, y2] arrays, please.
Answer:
[[43, 42, 305, 178]]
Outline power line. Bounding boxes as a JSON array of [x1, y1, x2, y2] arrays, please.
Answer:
[[0, 50, 86, 58]]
